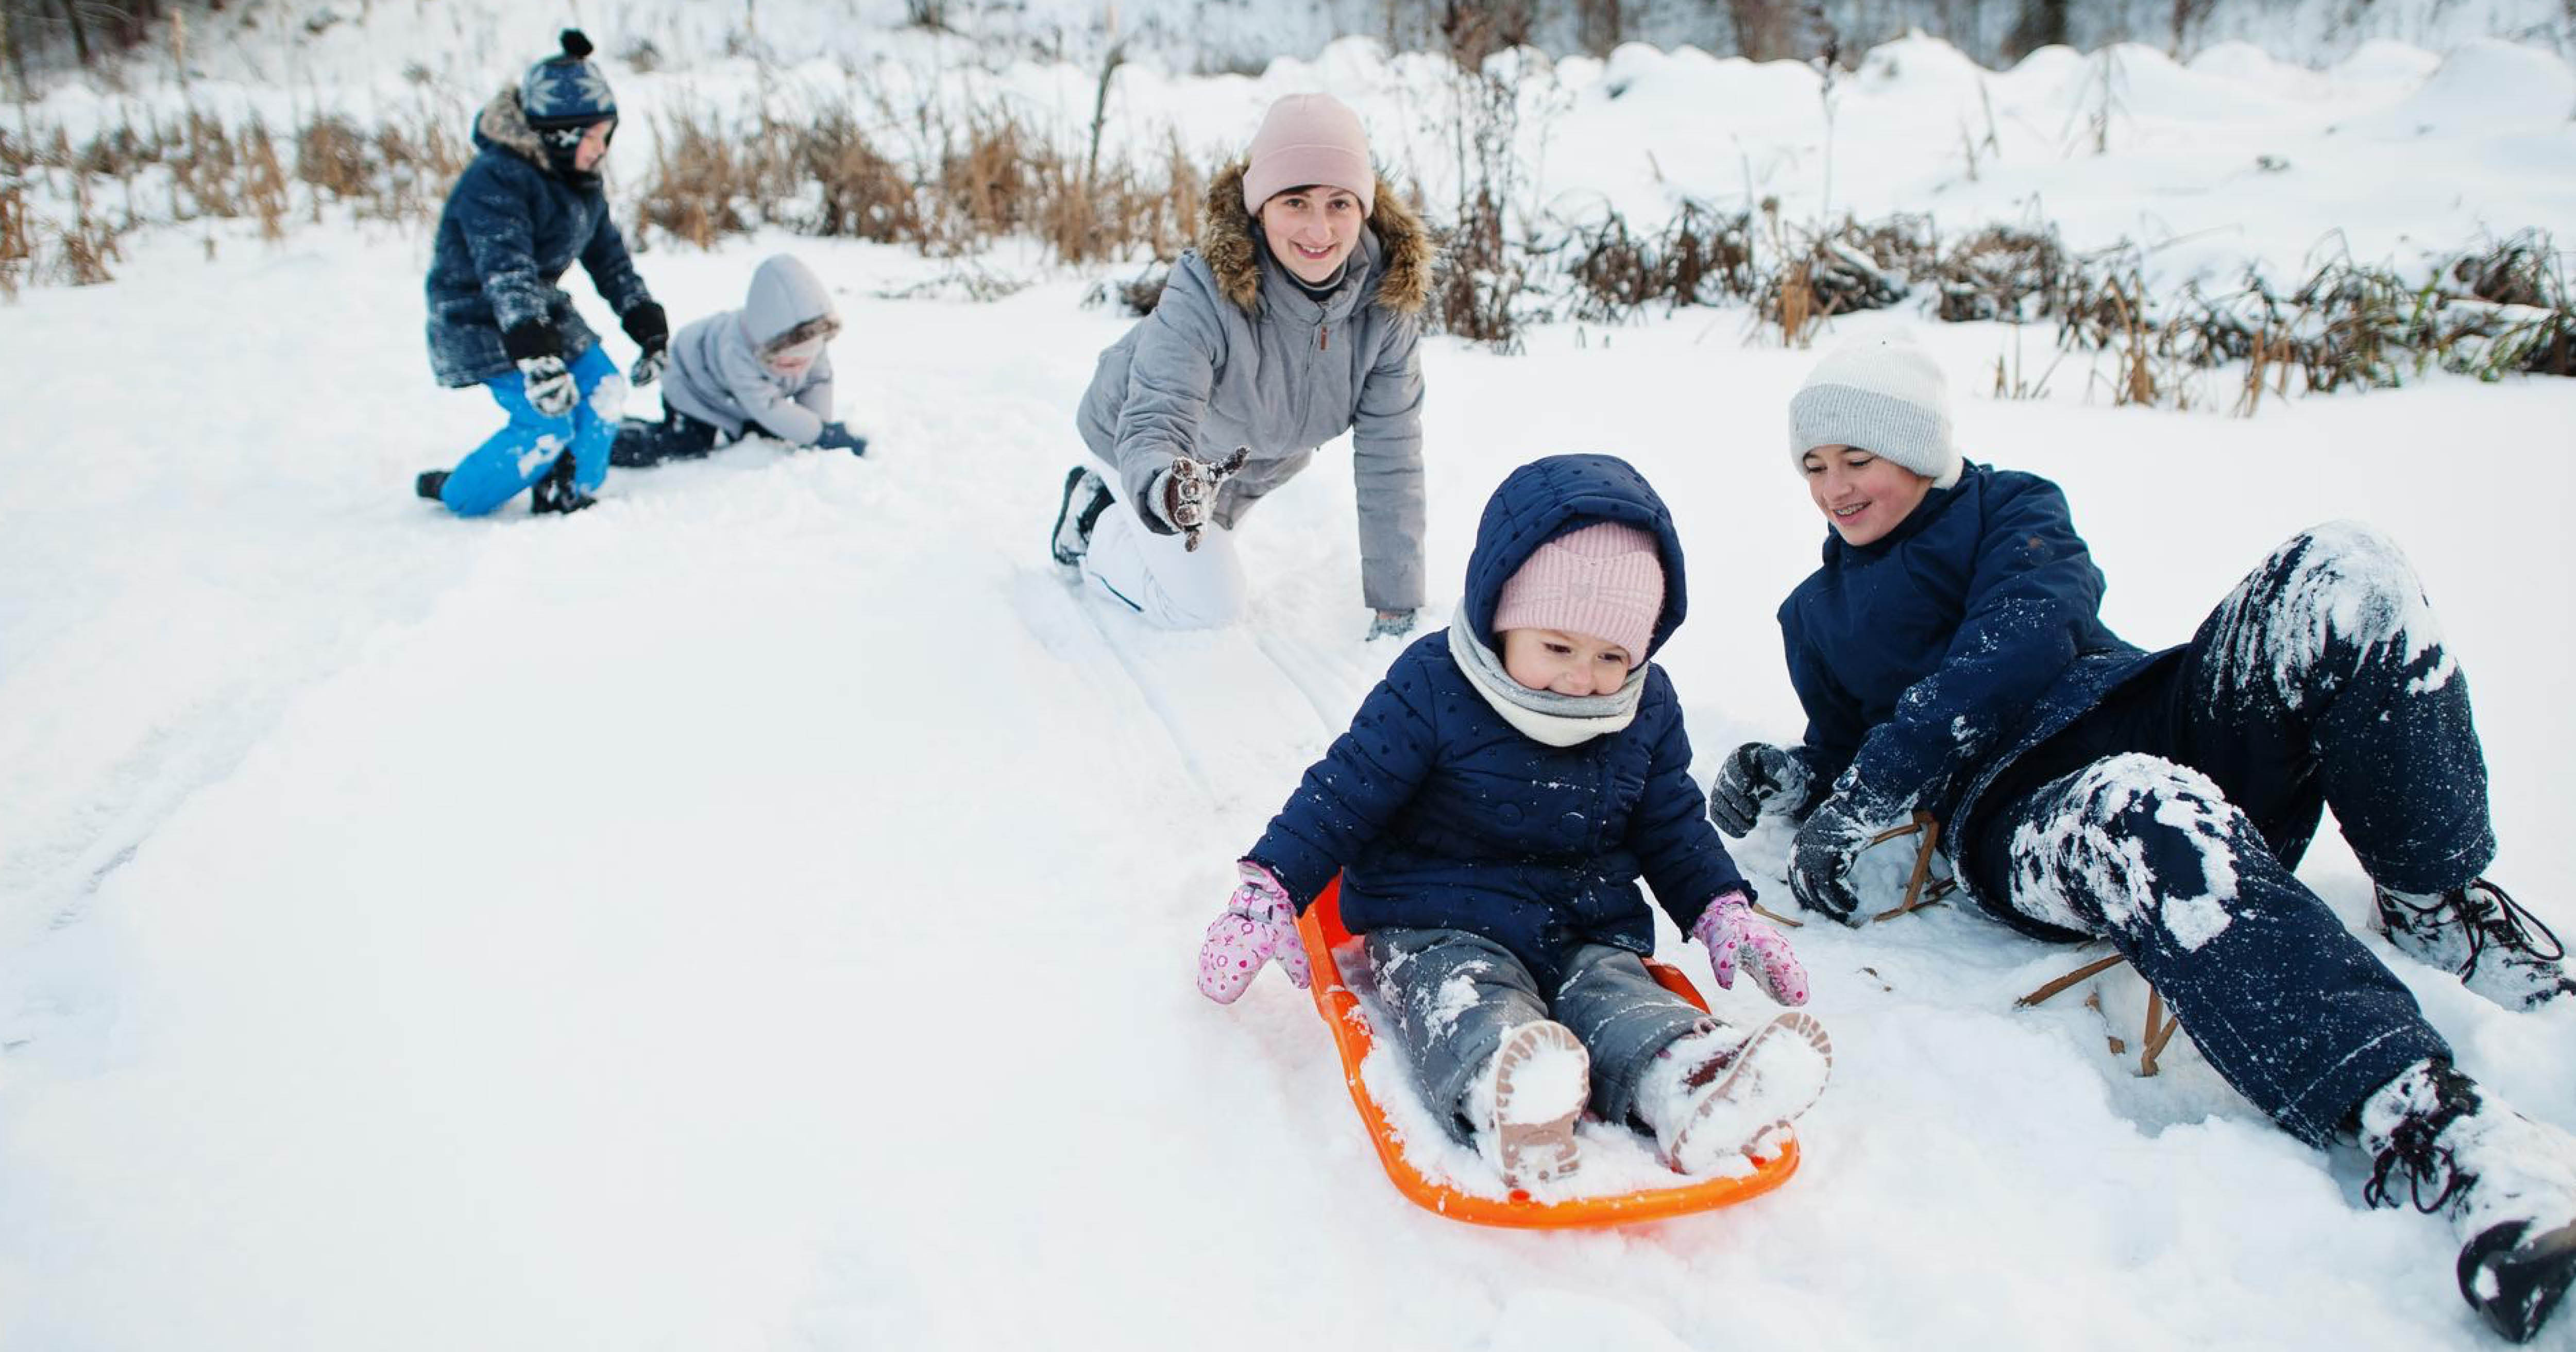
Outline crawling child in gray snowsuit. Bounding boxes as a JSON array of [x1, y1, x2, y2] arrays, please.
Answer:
[[610, 253, 866, 467]]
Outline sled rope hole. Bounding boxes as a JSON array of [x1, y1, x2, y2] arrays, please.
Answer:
[[1864, 812, 1953, 923], [2015, 953, 2185, 1077]]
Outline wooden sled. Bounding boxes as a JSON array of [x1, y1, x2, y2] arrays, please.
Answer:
[[1294, 876, 1803, 1228]]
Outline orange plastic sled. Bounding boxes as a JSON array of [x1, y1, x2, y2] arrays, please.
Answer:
[[1295, 876, 1802, 1228]]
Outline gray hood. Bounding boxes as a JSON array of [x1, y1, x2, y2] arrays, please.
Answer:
[[661, 253, 839, 444], [741, 254, 836, 349]]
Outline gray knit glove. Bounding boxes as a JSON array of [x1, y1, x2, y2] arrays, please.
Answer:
[[1708, 742, 1815, 837], [1365, 609, 1416, 641], [1155, 447, 1250, 551]]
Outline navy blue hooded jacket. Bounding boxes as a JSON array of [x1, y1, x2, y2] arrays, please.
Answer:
[[1779, 462, 2176, 879], [1247, 454, 1750, 996], [423, 91, 653, 387]]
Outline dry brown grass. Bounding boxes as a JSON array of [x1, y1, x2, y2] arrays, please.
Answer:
[[1563, 200, 1755, 323], [296, 115, 374, 204], [637, 111, 773, 249], [55, 180, 118, 285], [0, 173, 30, 298], [632, 98, 1196, 268], [935, 112, 1039, 247], [796, 107, 922, 243], [242, 122, 289, 243]]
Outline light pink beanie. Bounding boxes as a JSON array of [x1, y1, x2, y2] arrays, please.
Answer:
[[1241, 93, 1376, 217], [1493, 522, 1666, 660]]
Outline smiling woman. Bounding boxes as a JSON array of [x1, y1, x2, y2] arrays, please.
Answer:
[[1050, 93, 1431, 639]]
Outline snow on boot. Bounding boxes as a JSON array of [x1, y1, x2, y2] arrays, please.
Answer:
[[1643, 1011, 1833, 1175], [1466, 1020, 1589, 1188], [528, 453, 595, 516], [415, 470, 449, 502], [2377, 880, 2572, 1011], [2360, 1059, 2576, 1342], [1051, 465, 1113, 566]]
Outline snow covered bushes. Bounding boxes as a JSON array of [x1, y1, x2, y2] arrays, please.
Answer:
[[0, 99, 462, 273]]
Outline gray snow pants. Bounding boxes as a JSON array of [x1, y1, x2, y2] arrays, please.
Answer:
[[1363, 928, 1713, 1143], [1967, 524, 2474, 1146]]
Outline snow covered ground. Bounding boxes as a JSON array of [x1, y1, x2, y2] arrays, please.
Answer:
[[4, 21, 2576, 1352], [5, 222, 2574, 1351]]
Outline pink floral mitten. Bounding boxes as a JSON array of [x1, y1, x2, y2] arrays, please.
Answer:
[[1691, 891, 1810, 1006], [1196, 861, 1312, 1004]]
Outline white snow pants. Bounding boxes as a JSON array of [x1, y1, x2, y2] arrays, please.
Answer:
[[1080, 469, 1247, 629]]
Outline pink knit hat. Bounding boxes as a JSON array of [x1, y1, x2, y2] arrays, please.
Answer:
[[1241, 93, 1376, 218], [1493, 521, 1666, 660]]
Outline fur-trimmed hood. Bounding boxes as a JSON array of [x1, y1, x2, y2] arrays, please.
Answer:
[[473, 88, 553, 169], [1200, 160, 1430, 318]]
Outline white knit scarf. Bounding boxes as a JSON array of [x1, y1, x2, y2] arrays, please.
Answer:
[[1445, 611, 1646, 748]]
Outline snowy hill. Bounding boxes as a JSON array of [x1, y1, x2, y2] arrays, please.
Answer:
[[3, 12, 2576, 1352], [20, 0, 2576, 88]]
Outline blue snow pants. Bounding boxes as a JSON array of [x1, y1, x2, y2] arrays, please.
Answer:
[[1964, 525, 2484, 1146], [436, 344, 621, 516], [1364, 928, 1716, 1142]]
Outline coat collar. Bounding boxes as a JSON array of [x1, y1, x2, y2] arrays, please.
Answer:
[[474, 88, 552, 169], [1200, 160, 1430, 319]]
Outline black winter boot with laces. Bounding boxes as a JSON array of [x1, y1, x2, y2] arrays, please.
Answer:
[[2358, 1059, 2576, 1342], [2376, 879, 2572, 1010]]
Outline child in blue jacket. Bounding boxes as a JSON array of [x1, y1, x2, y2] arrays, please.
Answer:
[[1719, 336, 2576, 1341], [609, 253, 866, 467], [1196, 454, 1830, 1187], [413, 31, 668, 517]]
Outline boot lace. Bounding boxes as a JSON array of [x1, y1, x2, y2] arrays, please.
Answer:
[[2362, 1069, 2480, 1215], [2386, 879, 2566, 975]]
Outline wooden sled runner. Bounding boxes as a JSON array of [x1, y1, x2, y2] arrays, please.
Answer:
[[1294, 876, 1803, 1228]]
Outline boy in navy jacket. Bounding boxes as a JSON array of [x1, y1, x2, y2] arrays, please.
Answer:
[[414, 31, 668, 517]]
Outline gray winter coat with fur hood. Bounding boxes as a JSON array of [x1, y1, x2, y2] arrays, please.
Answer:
[[1076, 162, 1432, 612], [661, 254, 838, 443]]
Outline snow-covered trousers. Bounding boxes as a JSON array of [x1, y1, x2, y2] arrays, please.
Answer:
[[1364, 927, 1714, 1142], [1079, 467, 1247, 629], [1965, 523, 2483, 1145], [437, 344, 623, 516]]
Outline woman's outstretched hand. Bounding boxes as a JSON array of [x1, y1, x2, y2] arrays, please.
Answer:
[[1159, 447, 1251, 552], [1692, 891, 1810, 1005], [1196, 861, 1312, 1003]]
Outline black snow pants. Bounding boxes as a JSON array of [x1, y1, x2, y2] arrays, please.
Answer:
[[609, 406, 733, 468], [1965, 524, 2489, 1145]]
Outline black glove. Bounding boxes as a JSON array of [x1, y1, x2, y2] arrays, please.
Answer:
[[1787, 793, 1877, 927], [501, 320, 561, 364], [1156, 446, 1249, 551], [814, 421, 868, 456], [1708, 742, 1814, 837], [516, 355, 577, 417], [622, 303, 670, 386], [1365, 609, 1416, 641]]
